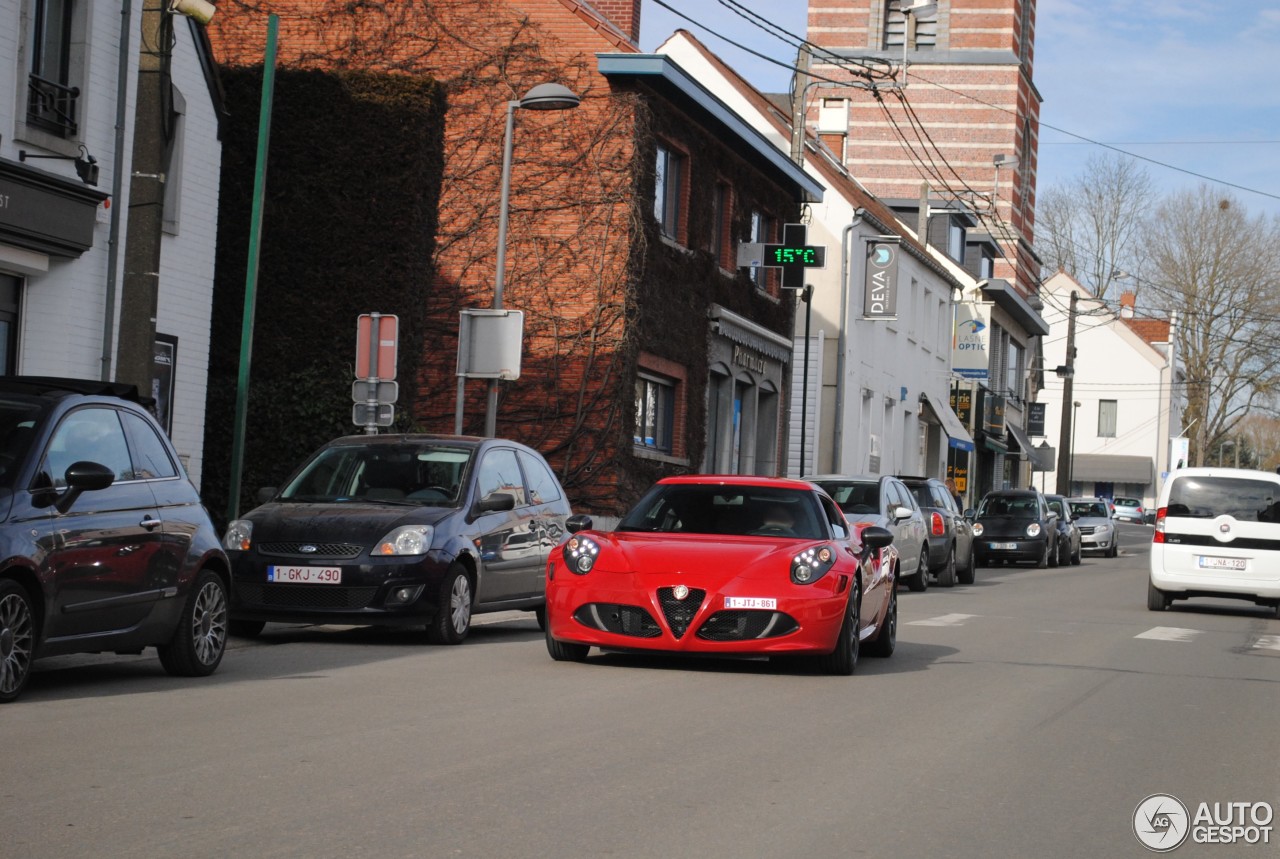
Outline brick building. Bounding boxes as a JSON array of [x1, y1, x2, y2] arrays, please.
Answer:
[[806, 0, 1049, 495], [207, 0, 819, 517]]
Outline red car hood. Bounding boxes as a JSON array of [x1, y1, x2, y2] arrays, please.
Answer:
[[588, 531, 820, 588]]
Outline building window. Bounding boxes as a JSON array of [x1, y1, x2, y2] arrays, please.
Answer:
[[635, 372, 676, 453], [883, 0, 937, 51], [750, 209, 772, 288], [0, 275, 21, 374], [27, 0, 79, 137], [947, 220, 966, 264], [709, 182, 730, 267], [1005, 338, 1023, 403], [1098, 400, 1118, 438], [654, 144, 683, 241]]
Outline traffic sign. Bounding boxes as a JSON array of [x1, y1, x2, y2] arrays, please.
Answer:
[[355, 313, 398, 380], [352, 380, 399, 404], [352, 402, 394, 427]]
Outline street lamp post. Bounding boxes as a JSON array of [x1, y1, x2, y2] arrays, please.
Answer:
[[482, 83, 580, 438]]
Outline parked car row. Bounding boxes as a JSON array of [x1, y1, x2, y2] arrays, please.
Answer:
[[2, 374, 1210, 702]]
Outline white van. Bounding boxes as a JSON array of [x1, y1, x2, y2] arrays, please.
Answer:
[[1149, 467, 1280, 616]]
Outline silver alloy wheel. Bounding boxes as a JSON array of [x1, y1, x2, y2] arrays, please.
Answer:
[[0, 591, 34, 696], [191, 579, 229, 667], [450, 575, 473, 634]]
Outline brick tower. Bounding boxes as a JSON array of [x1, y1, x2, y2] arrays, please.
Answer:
[[805, 0, 1041, 297]]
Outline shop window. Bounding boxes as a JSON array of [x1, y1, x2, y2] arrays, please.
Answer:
[[749, 209, 773, 289], [0, 275, 20, 374]]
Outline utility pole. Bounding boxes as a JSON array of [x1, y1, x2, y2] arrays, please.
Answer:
[[1056, 290, 1078, 495]]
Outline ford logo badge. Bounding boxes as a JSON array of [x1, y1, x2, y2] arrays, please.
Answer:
[[300, 544, 318, 554]]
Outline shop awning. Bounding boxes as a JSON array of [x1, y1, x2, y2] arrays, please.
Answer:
[[1007, 421, 1054, 471], [921, 391, 974, 452], [1071, 454, 1154, 484]]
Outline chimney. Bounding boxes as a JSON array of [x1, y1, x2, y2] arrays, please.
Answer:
[[594, 0, 641, 43], [1119, 291, 1136, 318]]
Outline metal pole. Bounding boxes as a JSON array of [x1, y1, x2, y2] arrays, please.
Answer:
[[1055, 290, 1078, 494], [484, 100, 519, 439], [227, 14, 279, 523], [800, 285, 813, 476]]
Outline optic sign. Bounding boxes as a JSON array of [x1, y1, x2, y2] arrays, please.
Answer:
[[952, 301, 992, 381], [863, 239, 899, 319]]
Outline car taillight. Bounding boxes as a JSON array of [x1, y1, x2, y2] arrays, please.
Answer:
[[1152, 507, 1166, 543], [930, 511, 945, 536]]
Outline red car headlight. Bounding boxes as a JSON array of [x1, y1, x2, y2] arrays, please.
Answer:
[[792, 544, 836, 585], [563, 535, 600, 574]]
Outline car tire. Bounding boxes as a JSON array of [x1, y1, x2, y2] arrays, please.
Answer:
[[937, 547, 957, 587], [229, 620, 266, 638], [906, 548, 929, 592], [1049, 538, 1060, 568], [1147, 580, 1171, 612], [1037, 542, 1050, 569], [0, 580, 36, 704], [534, 604, 547, 631], [1108, 542, 1119, 559], [427, 564, 473, 645], [158, 569, 229, 677], [865, 585, 896, 658], [958, 545, 976, 584], [1071, 542, 1082, 565], [819, 580, 861, 675], [545, 625, 589, 662]]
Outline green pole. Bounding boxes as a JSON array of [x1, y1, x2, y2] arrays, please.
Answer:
[[227, 13, 279, 524]]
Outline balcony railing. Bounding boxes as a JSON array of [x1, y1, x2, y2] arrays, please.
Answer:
[[27, 73, 79, 137]]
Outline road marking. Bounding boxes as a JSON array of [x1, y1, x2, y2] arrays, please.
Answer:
[[1253, 635, 1280, 652], [907, 613, 978, 627], [1134, 626, 1201, 642]]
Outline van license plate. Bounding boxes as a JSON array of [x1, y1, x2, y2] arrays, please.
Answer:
[[1197, 556, 1246, 571]]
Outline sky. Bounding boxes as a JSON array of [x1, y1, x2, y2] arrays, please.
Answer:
[[639, 0, 1280, 219]]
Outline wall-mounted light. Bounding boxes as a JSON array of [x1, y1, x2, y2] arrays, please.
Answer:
[[168, 0, 215, 24], [18, 145, 100, 185]]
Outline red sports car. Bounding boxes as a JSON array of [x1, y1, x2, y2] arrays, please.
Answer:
[[545, 476, 897, 674]]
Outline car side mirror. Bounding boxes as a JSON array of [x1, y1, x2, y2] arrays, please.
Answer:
[[55, 460, 115, 514], [566, 513, 593, 534], [256, 486, 277, 504], [892, 505, 913, 521], [475, 492, 516, 514], [859, 525, 894, 552], [963, 508, 976, 519]]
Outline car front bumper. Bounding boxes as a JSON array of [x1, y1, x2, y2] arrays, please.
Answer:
[[975, 537, 1049, 563]]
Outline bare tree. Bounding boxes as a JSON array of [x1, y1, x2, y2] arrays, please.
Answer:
[[1236, 414, 1280, 472], [1036, 153, 1154, 301], [1142, 187, 1280, 466]]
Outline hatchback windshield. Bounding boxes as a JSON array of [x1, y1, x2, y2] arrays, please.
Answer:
[[1070, 500, 1108, 518], [1166, 476, 1280, 522], [617, 485, 825, 539], [977, 495, 1039, 517], [279, 443, 474, 505]]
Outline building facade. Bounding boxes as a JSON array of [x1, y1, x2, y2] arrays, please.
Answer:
[[0, 0, 223, 487], [208, 0, 819, 518]]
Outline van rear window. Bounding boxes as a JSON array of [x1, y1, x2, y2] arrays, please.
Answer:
[[1166, 477, 1280, 522]]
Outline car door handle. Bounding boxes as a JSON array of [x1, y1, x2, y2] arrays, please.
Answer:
[[140, 516, 163, 530]]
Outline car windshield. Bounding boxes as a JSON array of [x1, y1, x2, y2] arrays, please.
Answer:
[[1166, 476, 1280, 522], [978, 495, 1038, 517], [0, 398, 43, 488], [1115, 497, 1141, 507], [278, 443, 474, 506], [1070, 501, 1108, 518], [616, 485, 826, 539], [815, 481, 879, 515]]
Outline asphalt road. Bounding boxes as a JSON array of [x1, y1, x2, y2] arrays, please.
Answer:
[[4, 521, 1278, 858]]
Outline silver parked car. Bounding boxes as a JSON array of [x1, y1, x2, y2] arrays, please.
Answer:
[[810, 474, 930, 592], [1067, 496, 1119, 557], [1112, 496, 1146, 524]]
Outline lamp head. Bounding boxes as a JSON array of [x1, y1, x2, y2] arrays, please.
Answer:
[[518, 83, 580, 112], [168, 0, 215, 25]]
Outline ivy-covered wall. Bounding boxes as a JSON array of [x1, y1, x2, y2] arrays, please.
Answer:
[[202, 68, 445, 526]]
